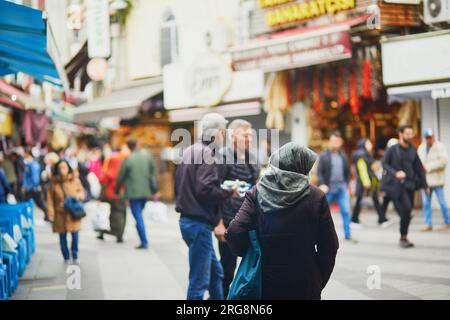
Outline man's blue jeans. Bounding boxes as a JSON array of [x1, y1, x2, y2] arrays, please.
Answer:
[[179, 216, 224, 300], [59, 232, 79, 260], [422, 187, 450, 227], [129, 199, 148, 247], [326, 185, 352, 240]]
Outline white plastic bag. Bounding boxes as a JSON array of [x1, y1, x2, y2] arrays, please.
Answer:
[[143, 201, 168, 223], [87, 172, 102, 199], [85, 201, 111, 231]]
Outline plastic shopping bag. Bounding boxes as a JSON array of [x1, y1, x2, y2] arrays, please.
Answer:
[[7, 194, 17, 204], [143, 201, 168, 223], [85, 201, 111, 231], [87, 172, 102, 199]]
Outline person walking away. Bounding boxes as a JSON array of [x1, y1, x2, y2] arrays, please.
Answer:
[[0, 165, 13, 203], [23, 148, 48, 220], [380, 138, 399, 218], [175, 113, 239, 300], [226, 143, 339, 300], [317, 132, 356, 242], [98, 146, 130, 243], [417, 128, 450, 231], [115, 139, 159, 249], [46, 160, 85, 263], [381, 125, 428, 248], [215, 119, 259, 298], [351, 139, 392, 227], [0, 152, 18, 199], [11, 148, 25, 201], [40, 152, 60, 222]]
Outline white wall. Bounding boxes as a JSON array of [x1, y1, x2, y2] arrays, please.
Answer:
[[126, 0, 240, 80]]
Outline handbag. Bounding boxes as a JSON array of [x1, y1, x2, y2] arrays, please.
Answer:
[[61, 182, 86, 220], [227, 230, 262, 300]]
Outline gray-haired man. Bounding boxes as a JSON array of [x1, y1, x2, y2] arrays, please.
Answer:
[[175, 113, 239, 300]]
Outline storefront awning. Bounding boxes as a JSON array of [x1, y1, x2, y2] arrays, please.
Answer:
[[168, 101, 261, 123], [74, 82, 163, 123], [387, 82, 450, 101], [0, 0, 61, 86], [0, 78, 46, 109]]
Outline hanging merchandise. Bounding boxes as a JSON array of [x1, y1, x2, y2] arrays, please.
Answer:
[[296, 70, 306, 102], [312, 68, 323, 113], [349, 65, 361, 115], [51, 127, 69, 150], [362, 47, 373, 100], [264, 72, 290, 130], [23, 110, 49, 145], [337, 65, 348, 107], [356, 49, 363, 98], [371, 46, 381, 101], [323, 68, 333, 98]]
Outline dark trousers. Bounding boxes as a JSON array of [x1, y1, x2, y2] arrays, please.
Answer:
[[24, 190, 47, 219], [392, 190, 415, 237], [381, 195, 391, 217], [218, 240, 237, 299], [59, 232, 79, 261], [102, 199, 127, 240], [352, 190, 386, 224]]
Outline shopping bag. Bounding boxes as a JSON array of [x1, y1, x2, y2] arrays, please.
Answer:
[[143, 201, 168, 223], [87, 172, 102, 199], [227, 230, 262, 300], [6, 194, 16, 204], [85, 201, 111, 231]]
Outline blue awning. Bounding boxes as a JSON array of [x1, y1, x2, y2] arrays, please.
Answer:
[[0, 0, 61, 86]]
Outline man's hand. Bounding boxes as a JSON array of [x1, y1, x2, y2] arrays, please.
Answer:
[[214, 219, 226, 243], [395, 171, 406, 180], [231, 185, 241, 198], [319, 185, 329, 194]]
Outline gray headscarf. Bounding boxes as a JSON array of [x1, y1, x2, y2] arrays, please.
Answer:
[[256, 143, 318, 213]]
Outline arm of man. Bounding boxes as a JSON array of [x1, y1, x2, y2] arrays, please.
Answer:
[[195, 161, 230, 203], [381, 146, 397, 176], [114, 160, 127, 195], [426, 144, 448, 173], [148, 155, 159, 194]]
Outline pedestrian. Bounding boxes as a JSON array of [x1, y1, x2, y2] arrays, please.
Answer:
[[11, 147, 25, 201], [22, 147, 48, 220], [115, 139, 159, 249], [0, 151, 17, 199], [380, 138, 399, 218], [226, 143, 339, 300], [175, 113, 239, 300], [46, 160, 85, 263], [417, 128, 450, 231], [381, 125, 428, 248], [215, 119, 259, 298], [0, 162, 13, 203], [40, 152, 60, 222], [98, 146, 130, 243], [351, 139, 392, 227], [317, 132, 356, 242]]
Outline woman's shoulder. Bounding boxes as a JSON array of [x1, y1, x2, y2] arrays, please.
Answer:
[[308, 185, 327, 202]]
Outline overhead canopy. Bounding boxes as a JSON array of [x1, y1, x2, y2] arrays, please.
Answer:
[[0, 0, 61, 86], [74, 82, 163, 123], [387, 82, 450, 101]]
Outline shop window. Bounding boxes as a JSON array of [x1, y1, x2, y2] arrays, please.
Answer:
[[160, 11, 179, 67]]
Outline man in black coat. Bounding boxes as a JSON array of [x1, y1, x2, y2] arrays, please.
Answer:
[[381, 125, 428, 248], [215, 119, 259, 298], [175, 113, 239, 300]]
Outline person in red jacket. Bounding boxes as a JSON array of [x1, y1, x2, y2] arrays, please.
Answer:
[[97, 146, 130, 243]]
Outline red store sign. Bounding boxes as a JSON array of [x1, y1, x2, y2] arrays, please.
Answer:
[[230, 26, 352, 72]]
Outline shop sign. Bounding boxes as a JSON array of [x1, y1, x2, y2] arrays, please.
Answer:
[[231, 27, 352, 72], [185, 53, 233, 108], [87, 0, 111, 58], [431, 87, 450, 100], [260, 0, 356, 27], [0, 106, 13, 136], [382, 31, 450, 86]]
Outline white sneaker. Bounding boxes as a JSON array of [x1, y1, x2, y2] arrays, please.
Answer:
[[380, 220, 394, 229], [350, 222, 364, 230]]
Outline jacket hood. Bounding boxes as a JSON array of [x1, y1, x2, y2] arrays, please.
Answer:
[[256, 143, 317, 213]]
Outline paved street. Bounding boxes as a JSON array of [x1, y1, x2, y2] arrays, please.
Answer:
[[11, 205, 450, 300]]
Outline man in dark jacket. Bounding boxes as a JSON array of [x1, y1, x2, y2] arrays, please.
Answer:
[[215, 119, 259, 298], [351, 139, 390, 227], [381, 125, 428, 248], [175, 113, 238, 300], [226, 143, 339, 300], [317, 132, 354, 242]]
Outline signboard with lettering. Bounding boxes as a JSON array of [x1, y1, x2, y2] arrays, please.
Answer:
[[230, 26, 352, 72], [87, 0, 111, 58]]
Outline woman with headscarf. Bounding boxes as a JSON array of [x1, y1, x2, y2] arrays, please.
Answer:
[[225, 143, 339, 300]]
